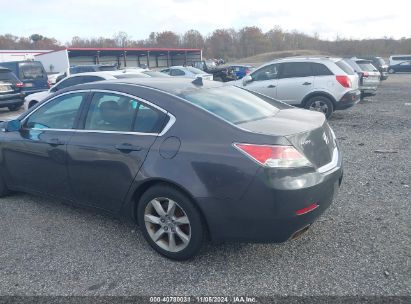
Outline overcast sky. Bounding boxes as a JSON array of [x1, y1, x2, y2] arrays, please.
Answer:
[[0, 0, 409, 43]]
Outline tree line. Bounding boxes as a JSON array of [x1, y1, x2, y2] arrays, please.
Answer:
[[1, 27, 410, 59]]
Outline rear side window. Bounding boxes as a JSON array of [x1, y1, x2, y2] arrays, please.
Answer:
[[280, 62, 313, 78], [179, 86, 279, 125], [170, 69, 185, 76], [311, 63, 333, 76], [335, 60, 355, 75], [19, 63, 46, 80], [251, 64, 278, 81]]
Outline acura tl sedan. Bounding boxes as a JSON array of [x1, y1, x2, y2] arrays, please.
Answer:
[[0, 78, 343, 260]]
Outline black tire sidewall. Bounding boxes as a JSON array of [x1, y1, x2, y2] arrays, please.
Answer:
[[305, 96, 334, 119], [137, 185, 205, 260]]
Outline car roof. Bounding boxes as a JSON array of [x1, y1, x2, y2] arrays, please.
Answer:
[[74, 77, 223, 95], [268, 56, 342, 64], [65, 71, 119, 79]]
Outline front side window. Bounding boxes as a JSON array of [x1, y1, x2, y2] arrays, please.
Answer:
[[251, 64, 278, 81], [24, 93, 86, 129], [280, 62, 313, 78]]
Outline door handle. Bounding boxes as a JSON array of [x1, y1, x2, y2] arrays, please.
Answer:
[[46, 138, 64, 146], [115, 143, 142, 152], [302, 82, 312, 85], [267, 84, 276, 88]]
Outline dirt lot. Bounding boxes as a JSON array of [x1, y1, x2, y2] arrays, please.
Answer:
[[0, 74, 410, 296]]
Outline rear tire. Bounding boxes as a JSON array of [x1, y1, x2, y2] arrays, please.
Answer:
[[137, 184, 206, 260], [0, 175, 10, 198], [8, 104, 21, 111], [304, 96, 334, 119]]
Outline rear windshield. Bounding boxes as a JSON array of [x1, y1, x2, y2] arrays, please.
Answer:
[[335, 60, 355, 75], [143, 71, 170, 77], [0, 70, 19, 82], [179, 86, 279, 125], [70, 66, 97, 74], [19, 62, 46, 80], [356, 62, 377, 72]]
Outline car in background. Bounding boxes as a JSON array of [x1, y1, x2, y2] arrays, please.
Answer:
[[344, 58, 379, 98], [388, 61, 411, 74], [191, 61, 235, 82], [229, 65, 254, 79], [0, 61, 49, 96], [0, 78, 343, 260], [55, 64, 118, 83], [0, 67, 24, 111], [24, 71, 148, 110], [352, 59, 380, 97], [389, 55, 411, 66], [236, 57, 360, 118], [362, 57, 389, 80], [161, 66, 213, 80]]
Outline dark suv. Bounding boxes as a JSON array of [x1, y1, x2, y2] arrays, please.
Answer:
[[0, 67, 24, 111]]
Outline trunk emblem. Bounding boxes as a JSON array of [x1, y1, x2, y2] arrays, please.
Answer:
[[323, 132, 329, 145]]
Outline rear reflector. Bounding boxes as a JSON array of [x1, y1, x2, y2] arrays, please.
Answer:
[[296, 203, 319, 215], [233, 143, 312, 168], [336, 75, 352, 88]]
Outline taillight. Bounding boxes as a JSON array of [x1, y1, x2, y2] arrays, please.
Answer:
[[362, 72, 369, 78], [336, 75, 351, 88], [15, 82, 24, 88], [47, 80, 52, 88], [234, 143, 312, 168], [245, 69, 251, 74]]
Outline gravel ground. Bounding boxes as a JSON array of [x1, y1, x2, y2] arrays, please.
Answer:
[[0, 74, 410, 296]]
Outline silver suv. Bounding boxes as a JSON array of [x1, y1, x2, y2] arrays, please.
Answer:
[[236, 57, 360, 118]]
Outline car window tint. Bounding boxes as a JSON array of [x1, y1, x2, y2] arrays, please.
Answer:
[[251, 64, 278, 81], [180, 86, 279, 125], [24, 93, 86, 130], [356, 62, 377, 72], [280, 62, 313, 78], [84, 92, 138, 132], [336, 60, 355, 75], [312, 63, 333, 76], [134, 103, 166, 133], [0, 70, 19, 82], [170, 69, 185, 76], [55, 76, 84, 90]]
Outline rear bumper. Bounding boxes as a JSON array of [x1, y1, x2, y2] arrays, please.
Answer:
[[335, 89, 360, 110], [198, 155, 343, 243], [0, 93, 24, 107]]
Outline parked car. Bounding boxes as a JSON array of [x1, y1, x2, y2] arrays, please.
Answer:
[[161, 66, 213, 80], [191, 61, 235, 82], [362, 56, 389, 80], [343, 58, 379, 98], [0, 67, 24, 111], [236, 57, 360, 118], [350, 59, 380, 97], [388, 61, 411, 73], [0, 78, 343, 260], [229, 65, 254, 79], [0, 61, 49, 95], [55, 64, 118, 83], [24, 71, 148, 109], [389, 54, 411, 66]]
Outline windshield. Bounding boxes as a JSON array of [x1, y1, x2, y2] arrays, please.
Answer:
[[179, 86, 279, 125], [186, 67, 205, 74], [19, 63, 46, 80]]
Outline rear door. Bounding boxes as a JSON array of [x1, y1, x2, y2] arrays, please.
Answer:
[[243, 63, 278, 98], [276, 62, 314, 105], [66, 90, 168, 212]]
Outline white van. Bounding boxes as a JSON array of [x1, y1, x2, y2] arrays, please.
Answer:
[[389, 55, 411, 66]]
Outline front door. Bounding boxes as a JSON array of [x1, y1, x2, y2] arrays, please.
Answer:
[[67, 91, 167, 213], [3, 92, 88, 198], [276, 62, 314, 105], [244, 63, 278, 98]]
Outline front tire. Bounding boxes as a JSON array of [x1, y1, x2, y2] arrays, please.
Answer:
[[137, 184, 206, 260], [304, 96, 334, 119]]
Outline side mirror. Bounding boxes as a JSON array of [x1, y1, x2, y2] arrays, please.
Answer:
[[242, 75, 253, 85], [4, 119, 21, 132]]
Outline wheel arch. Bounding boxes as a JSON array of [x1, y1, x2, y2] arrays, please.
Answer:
[[302, 91, 337, 107]]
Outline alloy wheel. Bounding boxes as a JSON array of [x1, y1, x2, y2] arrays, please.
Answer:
[[144, 197, 191, 253], [309, 100, 329, 114]]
